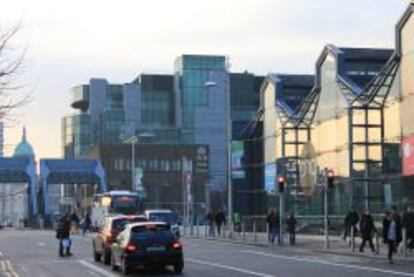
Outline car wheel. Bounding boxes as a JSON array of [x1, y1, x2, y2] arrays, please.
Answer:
[[111, 255, 119, 271], [93, 243, 101, 262], [121, 260, 130, 275], [102, 251, 111, 265], [173, 263, 184, 274]]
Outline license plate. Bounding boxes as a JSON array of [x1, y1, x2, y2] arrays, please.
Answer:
[[147, 246, 165, 252]]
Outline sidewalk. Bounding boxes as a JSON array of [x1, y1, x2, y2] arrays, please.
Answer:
[[182, 227, 414, 263]]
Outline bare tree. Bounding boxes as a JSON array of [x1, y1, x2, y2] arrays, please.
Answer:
[[0, 23, 29, 122]]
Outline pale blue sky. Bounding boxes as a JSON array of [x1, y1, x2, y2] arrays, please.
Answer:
[[0, 0, 409, 158]]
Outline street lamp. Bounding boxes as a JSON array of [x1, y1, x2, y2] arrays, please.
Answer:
[[120, 132, 155, 193], [205, 76, 233, 235]]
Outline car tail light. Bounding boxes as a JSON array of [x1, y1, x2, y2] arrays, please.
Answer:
[[172, 242, 182, 249], [125, 243, 139, 253]]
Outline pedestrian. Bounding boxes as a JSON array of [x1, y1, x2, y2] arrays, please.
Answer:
[[70, 211, 80, 234], [343, 206, 359, 241], [382, 209, 402, 264], [402, 206, 414, 252], [286, 212, 297, 246], [266, 210, 279, 245], [215, 210, 225, 237], [359, 209, 376, 253], [206, 211, 215, 237], [233, 212, 241, 234], [56, 212, 72, 257], [82, 212, 91, 236]]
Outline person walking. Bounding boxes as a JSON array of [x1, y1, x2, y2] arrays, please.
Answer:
[[383, 209, 402, 264], [286, 213, 297, 246], [343, 206, 359, 241], [206, 211, 215, 237], [82, 212, 91, 236], [56, 212, 72, 257], [266, 210, 279, 245], [70, 211, 80, 235], [215, 210, 225, 237], [359, 210, 376, 253], [402, 206, 414, 252]]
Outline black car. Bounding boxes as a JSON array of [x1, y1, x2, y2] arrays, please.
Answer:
[[110, 222, 184, 275]]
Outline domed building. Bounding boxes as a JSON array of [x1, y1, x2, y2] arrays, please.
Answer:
[[0, 127, 35, 227], [13, 127, 35, 159]]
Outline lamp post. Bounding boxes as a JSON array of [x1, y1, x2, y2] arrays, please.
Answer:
[[205, 75, 233, 236], [123, 135, 138, 192]]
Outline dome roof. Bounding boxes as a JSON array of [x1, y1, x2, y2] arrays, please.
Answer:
[[13, 127, 35, 158]]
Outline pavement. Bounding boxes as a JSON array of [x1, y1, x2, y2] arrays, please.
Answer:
[[182, 227, 414, 263], [0, 229, 414, 276]]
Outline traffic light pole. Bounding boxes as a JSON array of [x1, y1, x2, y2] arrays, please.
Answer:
[[279, 190, 284, 245], [324, 182, 329, 249]]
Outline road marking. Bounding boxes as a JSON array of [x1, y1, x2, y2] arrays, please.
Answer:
[[78, 260, 118, 277], [37, 242, 46, 247], [242, 250, 414, 277], [5, 260, 19, 277], [186, 258, 275, 277]]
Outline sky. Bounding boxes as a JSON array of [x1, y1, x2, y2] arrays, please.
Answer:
[[0, 0, 409, 159]]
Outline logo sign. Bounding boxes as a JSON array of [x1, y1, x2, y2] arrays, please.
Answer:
[[299, 142, 318, 196], [264, 163, 277, 193]]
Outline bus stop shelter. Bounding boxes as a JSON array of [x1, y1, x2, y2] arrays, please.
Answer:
[[40, 159, 107, 218], [0, 157, 37, 223]]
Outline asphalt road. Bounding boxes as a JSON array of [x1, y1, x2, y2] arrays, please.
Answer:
[[0, 229, 414, 277]]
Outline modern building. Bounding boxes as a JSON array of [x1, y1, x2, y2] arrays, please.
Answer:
[[63, 55, 268, 214]]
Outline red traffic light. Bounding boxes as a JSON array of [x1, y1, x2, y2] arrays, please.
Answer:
[[277, 176, 286, 183], [327, 170, 334, 178]]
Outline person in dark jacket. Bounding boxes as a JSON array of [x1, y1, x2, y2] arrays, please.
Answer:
[[267, 210, 280, 245], [215, 210, 225, 236], [206, 211, 216, 237], [402, 206, 414, 251], [359, 210, 376, 253], [56, 212, 72, 257], [383, 209, 402, 264], [343, 206, 359, 241], [286, 213, 297, 246], [82, 212, 92, 236]]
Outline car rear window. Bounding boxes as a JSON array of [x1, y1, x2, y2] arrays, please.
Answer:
[[112, 218, 130, 230], [131, 224, 169, 233]]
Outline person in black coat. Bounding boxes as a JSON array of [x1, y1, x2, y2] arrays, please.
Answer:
[[215, 210, 226, 236], [382, 208, 402, 264], [286, 213, 297, 246], [359, 210, 376, 253], [402, 206, 414, 251], [343, 206, 359, 241], [56, 212, 72, 257]]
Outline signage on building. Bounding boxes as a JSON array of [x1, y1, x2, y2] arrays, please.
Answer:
[[264, 163, 277, 193], [403, 134, 414, 175], [299, 142, 318, 196], [195, 145, 209, 174], [231, 141, 245, 179]]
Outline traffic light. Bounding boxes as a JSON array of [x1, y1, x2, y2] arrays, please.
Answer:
[[326, 170, 334, 188], [277, 176, 286, 193]]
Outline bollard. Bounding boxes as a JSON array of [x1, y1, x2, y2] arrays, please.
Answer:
[[205, 224, 207, 237], [403, 228, 407, 258], [351, 227, 355, 252], [196, 218, 200, 238], [253, 221, 257, 242], [242, 222, 246, 241], [266, 224, 269, 245], [375, 232, 380, 254]]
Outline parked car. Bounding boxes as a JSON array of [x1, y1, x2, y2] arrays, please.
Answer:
[[92, 215, 147, 264], [111, 221, 184, 275], [144, 210, 180, 238]]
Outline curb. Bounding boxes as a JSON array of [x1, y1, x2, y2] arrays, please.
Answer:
[[185, 236, 414, 262]]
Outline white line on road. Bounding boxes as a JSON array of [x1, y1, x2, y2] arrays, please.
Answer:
[[242, 250, 414, 277], [78, 260, 118, 277], [186, 258, 275, 277]]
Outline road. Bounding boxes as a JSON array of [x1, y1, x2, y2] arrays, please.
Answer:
[[0, 229, 414, 277]]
